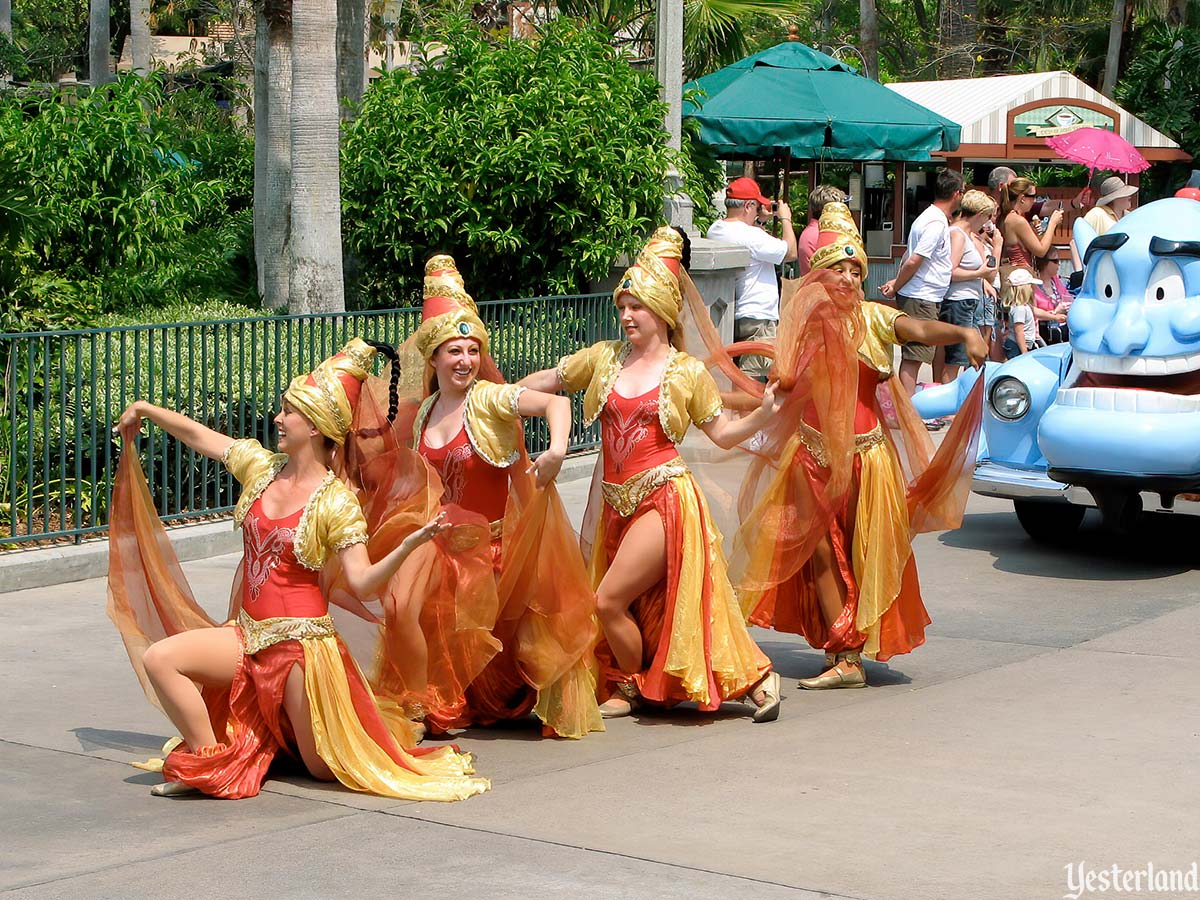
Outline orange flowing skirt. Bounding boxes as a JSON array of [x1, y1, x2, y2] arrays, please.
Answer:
[[591, 471, 770, 711], [746, 436, 930, 660], [163, 626, 484, 800], [427, 484, 605, 740]]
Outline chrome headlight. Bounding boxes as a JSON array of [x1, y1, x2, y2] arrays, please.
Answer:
[[989, 376, 1031, 420]]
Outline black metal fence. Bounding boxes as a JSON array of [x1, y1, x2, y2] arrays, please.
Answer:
[[0, 294, 617, 545]]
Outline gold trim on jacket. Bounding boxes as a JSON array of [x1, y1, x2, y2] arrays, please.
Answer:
[[412, 381, 526, 469], [222, 438, 368, 571], [556, 341, 722, 444]]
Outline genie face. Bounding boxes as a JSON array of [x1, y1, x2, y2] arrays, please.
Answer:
[[1036, 197, 1200, 477], [1069, 197, 1200, 370]]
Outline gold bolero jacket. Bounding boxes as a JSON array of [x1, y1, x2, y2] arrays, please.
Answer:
[[857, 301, 905, 380], [412, 380, 526, 469], [222, 438, 368, 571], [556, 341, 723, 444]]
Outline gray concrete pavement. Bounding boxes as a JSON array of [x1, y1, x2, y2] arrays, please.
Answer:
[[3, 482, 1199, 899]]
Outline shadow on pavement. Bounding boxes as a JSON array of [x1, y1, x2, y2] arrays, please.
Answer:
[[940, 510, 1200, 579], [72, 726, 168, 755]]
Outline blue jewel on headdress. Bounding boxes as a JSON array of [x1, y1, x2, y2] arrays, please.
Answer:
[[458, 322, 471, 335], [622, 278, 632, 289], [843, 245, 854, 256]]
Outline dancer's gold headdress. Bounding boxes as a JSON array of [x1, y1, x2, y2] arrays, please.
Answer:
[[809, 202, 868, 279], [414, 255, 489, 360], [284, 338, 376, 445], [613, 227, 684, 327]]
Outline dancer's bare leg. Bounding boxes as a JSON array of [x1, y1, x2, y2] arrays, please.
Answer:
[[595, 510, 667, 674], [810, 535, 847, 627], [143, 627, 241, 750], [283, 664, 335, 782], [805, 535, 863, 681]]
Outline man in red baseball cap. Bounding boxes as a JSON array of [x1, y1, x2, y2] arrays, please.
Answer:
[[725, 176, 774, 206], [706, 177, 797, 380]]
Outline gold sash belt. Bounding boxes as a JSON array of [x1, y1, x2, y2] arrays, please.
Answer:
[[238, 610, 338, 656], [797, 423, 885, 469], [602, 460, 689, 517]]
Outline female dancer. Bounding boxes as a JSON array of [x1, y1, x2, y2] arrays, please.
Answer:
[[108, 339, 489, 800], [520, 227, 783, 722], [734, 203, 987, 689], [406, 256, 602, 739]]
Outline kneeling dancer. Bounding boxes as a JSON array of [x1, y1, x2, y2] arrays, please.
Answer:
[[108, 339, 489, 800]]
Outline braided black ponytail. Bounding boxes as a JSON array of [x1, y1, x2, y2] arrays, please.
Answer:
[[364, 340, 402, 423], [670, 225, 692, 270]]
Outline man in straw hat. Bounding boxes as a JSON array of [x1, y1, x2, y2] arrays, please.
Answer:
[[1083, 175, 1138, 236]]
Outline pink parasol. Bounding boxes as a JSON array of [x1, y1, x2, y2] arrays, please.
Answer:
[[1044, 126, 1150, 174], [1044, 126, 1148, 207]]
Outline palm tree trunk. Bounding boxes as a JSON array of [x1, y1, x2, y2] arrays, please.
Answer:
[[255, 13, 292, 310], [89, 0, 112, 86], [130, 0, 152, 74], [1166, 0, 1187, 26], [859, 0, 879, 80], [254, 13, 270, 299], [1101, 0, 1127, 97], [289, 0, 344, 313], [336, 0, 366, 121], [1, 0, 11, 86]]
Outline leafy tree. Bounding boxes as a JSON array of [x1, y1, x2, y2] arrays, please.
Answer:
[[0, 75, 254, 329], [544, 0, 795, 80], [341, 18, 719, 306], [0, 0, 88, 81], [1117, 23, 1200, 157]]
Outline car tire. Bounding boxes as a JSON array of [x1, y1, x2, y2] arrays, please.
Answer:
[[1013, 500, 1086, 542]]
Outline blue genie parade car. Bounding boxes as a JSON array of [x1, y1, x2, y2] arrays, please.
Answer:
[[913, 191, 1200, 541]]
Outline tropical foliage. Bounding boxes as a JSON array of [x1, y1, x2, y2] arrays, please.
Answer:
[[0, 74, 255, 331], [1117, 23, 1200, 158], [340, 18, 722, 307]]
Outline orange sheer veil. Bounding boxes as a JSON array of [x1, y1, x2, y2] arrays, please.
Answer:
[[329, 360, 502, 719], [675, 266, 984, 600]]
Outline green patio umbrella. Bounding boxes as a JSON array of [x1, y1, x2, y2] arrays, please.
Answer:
[[683, 43, 961, 161]]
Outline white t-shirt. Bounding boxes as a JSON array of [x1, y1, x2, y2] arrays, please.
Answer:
[[706, 218, 788, 321], [1009, 304, 1037, 346], [898, 204, 953, 303]]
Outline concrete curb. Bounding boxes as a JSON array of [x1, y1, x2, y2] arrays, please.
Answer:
[[0, 451, 599, 594]]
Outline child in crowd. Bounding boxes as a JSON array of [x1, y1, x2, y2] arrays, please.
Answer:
[[1000, 269, 1041, 358]]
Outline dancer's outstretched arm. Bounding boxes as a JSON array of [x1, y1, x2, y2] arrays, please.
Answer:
[[518, 390, 570, 487], [337, 514, 448, 606], [895, 317, 989, 368], [117, 401, 234, 459], [518, 366, 563, 394], [699, 382, 785, 450]]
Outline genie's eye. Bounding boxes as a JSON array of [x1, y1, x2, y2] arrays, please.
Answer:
[[1145, 259, 1185, 304], [1091, 254, 1120, 303]]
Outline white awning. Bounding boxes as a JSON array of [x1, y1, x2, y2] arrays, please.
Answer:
[[888, 71, 1181, 150]]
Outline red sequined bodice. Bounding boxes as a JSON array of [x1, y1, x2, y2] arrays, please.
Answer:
[[241, 498, 326, 620], [601, 387, 681, 482], [801, 361, 882, 436], [420, 424, 509, 524]]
